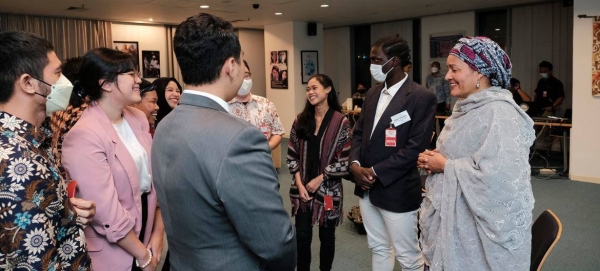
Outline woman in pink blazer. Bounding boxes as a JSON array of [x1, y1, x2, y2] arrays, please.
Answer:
[[63, 48, 164, 271]]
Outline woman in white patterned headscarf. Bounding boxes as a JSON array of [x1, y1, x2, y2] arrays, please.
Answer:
[[417, 36, 536, 271]]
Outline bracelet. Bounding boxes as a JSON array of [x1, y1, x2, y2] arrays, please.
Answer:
[[135, 248, 152, 269]]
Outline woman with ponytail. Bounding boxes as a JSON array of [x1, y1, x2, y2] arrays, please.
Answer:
[[62, 48, 164, 271]]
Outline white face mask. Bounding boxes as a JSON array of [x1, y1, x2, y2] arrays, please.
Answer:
[[237, 79, 253, 96], [35, 74, 74, 116], [540, 73, 548, 79], [370, 57, 394, 83], [431, 67, 439, 73]]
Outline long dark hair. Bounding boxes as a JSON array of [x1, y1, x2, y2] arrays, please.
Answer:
[[296, 74, 341, 139], [153, 77, 182, 126], [71, 48, 136, 108]]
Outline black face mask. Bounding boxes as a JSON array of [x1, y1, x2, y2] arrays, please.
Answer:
[[357, 88, 366, 93]]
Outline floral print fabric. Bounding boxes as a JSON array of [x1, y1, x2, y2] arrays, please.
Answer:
[[0, 112, 91, 270], [228, 95, 285, 139]]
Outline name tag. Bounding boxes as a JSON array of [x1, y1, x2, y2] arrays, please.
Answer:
[[385, 128, 397, 147], [391, 110, 411, 127], [324, 195, 334, 211]]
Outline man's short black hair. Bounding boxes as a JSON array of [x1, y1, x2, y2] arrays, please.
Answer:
[[432, 61, 441, 68], [0, 31, 54, 103], [373, 35, 411, 68], [539, 61, 553, 70], [510, 78, 520, 86], [174, 13, 241, 86]]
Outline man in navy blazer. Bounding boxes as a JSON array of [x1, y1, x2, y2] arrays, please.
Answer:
[[151, 13, 296, 271], [350, 35, 437, 271]]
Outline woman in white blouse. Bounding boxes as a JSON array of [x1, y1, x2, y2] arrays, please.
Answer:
[[63, 48, 164, 271]]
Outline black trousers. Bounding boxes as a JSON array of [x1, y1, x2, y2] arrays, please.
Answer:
[[131, 193, 149, 271], [295, 210, 336, 271]]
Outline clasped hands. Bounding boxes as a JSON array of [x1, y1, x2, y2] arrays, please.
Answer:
[[298, 175, 324, 202], [417, 149, 447, 174], [351, 163, 376, 190]]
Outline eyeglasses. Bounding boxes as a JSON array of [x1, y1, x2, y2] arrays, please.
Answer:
[[244, 72, 252, 79], [120, 71, 141, 79]]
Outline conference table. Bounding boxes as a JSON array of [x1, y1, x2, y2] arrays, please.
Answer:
[[341, 109, 571, 173]]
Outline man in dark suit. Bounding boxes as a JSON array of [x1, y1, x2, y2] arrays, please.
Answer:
[[350, 35, 437, 271], [151, 13, 296, 271]]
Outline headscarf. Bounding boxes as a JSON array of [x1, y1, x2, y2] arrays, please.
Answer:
[[152, 77, 182, 126], [449, 36, 512, 89]]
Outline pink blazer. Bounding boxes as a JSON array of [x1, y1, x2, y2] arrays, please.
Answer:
[[62, 103, 158, 271]]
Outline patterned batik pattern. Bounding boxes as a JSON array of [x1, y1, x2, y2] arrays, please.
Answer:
[[0, 111, 91, 270]]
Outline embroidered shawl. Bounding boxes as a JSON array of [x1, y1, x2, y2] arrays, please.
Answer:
[[420, 87, 536, 271], [287, 111, 352, 227]]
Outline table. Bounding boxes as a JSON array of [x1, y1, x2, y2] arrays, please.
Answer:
[[435, 115, 572, 173]]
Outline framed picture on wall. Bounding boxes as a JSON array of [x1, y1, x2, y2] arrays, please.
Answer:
[[429, 32, 463, 59], [113, 41, 140, 71], [271, 50, 288, 89], [142, 50, 160, 78], [301, 51, 318, 84]]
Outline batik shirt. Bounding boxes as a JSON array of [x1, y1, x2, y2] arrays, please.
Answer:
[[228, 95, 285, 139], [0, 112, 91, 270], [426, 73, 451, 104]]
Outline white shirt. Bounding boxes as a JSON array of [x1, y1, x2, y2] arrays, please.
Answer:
[[370, 73, 409, 138], [113, 119, 152, 193], [183, 89, 229, 113]]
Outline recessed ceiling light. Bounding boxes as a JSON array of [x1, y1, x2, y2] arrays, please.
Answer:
[[321, 4, 329, 7], [275, 12, 283, 15], [149, 18, 154, 21], [495, 28, 501, 31], [200, 5, 209, 8]]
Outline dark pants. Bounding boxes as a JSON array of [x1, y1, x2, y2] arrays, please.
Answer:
[[131, 193, 149, 271], [295, 210, 336, 271]]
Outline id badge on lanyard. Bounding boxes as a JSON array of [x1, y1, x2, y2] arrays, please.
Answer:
[[385, 122, 397, 147]]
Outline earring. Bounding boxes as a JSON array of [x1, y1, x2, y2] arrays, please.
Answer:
[[476, 78, 480, 89]]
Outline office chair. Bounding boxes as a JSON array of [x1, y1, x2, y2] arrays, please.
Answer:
[[531, 209, 563, 271]]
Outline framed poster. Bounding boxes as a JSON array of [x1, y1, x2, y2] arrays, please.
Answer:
[[142, 50, 160, 78], [429, 32, 464, 59], [301, 51, 318, 84], [114, 41, 140, 71], [593, 17, 600, 96], [270, 50, 288, 89]]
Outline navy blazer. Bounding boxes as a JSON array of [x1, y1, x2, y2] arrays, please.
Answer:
[[350, 77, 437, 213]]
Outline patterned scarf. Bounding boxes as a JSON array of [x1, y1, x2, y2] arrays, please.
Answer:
[[449, 36, 512, 89]]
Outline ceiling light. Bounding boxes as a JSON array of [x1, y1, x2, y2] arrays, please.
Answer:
[[495, 28, 501, 31], [275, 12, 283, 15], [149, 18, 154, 21], [200, 5, 209, 8], [321, 4, 329, 7]]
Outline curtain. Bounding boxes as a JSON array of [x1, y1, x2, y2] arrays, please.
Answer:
[[167, 25, 184, 88], [0, 14, 112, 60], [510, 2, 573, 110]]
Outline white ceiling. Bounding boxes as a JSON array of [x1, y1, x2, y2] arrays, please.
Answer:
[[0, 0, 547, 29]]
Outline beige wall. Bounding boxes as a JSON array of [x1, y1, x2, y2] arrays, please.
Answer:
[[111, 23, 169, 80], [421, 12, 476, 108], [237, 29, 266, 98], [324, 27, 352, 102], [265, 21, 324, 138], [570, 0, 600, 184]]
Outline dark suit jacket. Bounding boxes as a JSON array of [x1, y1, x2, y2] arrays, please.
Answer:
[[350, 77, 437, 213], [151, 93, 296, 271]]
